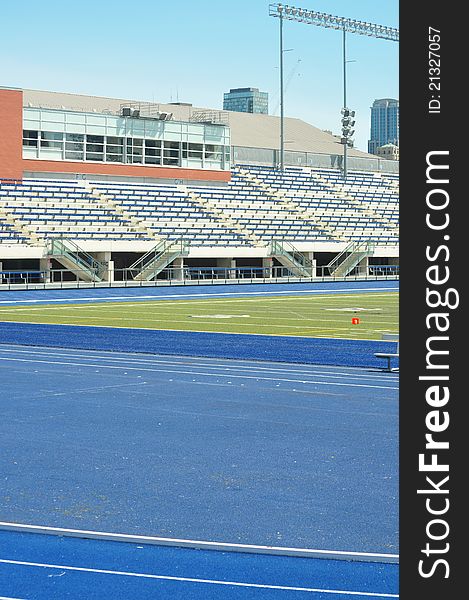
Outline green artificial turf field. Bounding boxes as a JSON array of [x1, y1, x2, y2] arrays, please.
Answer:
[[0, 291, 398, 339]]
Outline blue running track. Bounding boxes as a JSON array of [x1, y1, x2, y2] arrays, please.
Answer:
[[0, 345, 398, 553], [0, 530, 399, 599], [0, 281, 399, 598]]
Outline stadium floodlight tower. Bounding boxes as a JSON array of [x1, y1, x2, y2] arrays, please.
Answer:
[[269, 3, 398, 178]]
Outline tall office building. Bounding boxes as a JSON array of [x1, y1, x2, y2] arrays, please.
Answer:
[[368, 98, 399, 155], [223, 87, 268, 114]]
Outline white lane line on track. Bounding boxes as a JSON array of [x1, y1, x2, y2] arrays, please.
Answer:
[[0, 597, 28, 600], [0, 559, 398, 597], [0, 357, 398, 390], [47, 382, 148, 397], [0, 348, 398, 382], [0, 286, 399, 305], [0, 522, 400, 563], [0, 344, 399, 375]]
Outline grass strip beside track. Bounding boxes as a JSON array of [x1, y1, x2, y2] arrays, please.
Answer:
[[0, 292, 398, 340]]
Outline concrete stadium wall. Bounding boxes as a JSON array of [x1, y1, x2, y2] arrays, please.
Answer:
[[22, 159, 231, 182]]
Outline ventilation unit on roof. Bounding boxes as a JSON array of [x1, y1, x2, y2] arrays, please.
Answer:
[[121, 107, 141, 118], [119, 102, 174, 121]]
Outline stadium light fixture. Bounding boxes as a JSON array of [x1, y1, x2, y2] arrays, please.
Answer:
[[268, 5, 398, 42], [269, 3, 398, 178], [341, 107, 356, 158]]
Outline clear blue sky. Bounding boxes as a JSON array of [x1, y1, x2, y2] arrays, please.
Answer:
[[1, 0, 398, 152]]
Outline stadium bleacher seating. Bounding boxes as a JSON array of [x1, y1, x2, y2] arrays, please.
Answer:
[[90, 182, 251, 246], [0, 165, 399, 248], [231, 165, 399, 244], [0, 180, 152, 242], [0, 221, 28, 243]]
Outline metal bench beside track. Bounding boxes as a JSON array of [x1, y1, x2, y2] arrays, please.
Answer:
[[375, 333, 399, 372]]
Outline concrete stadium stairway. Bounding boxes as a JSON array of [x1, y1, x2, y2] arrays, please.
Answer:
[[0, 202, 43, 245], [80, 182, 160, 241], [181, 185, 265, 247], [305, 168, 399, 234]]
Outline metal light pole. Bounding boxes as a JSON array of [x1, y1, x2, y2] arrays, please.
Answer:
[[269, 3, 398, 177], [278, 8, 294, 171], [342, 27, 347, 180], [279, 10, 284, 171]]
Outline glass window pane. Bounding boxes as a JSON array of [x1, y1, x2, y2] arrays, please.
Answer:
[[40, 140, 63, 149], [87, 134, 104, 144], [205, 144, 223, 158], [188, 143, 203, 157], [65, 151, 84, 160], [23, 129, 38, 147], [144, 155, 161, 164], [86, 152, 104, 161], [163, 157, 179, 165], [23, 108, 39, 120], [106, 145, 123, 154], [42, 111, 64, 123], [145, 139, 161, 148], [65, 113, 86, 124], [65, 142, 83, 151], [163, 149, 179, 158], [86, 115, 106, 126], [23, 146, 38, 158], [106, 136, 123, 146], [23, 119, 40, 130], [106, 153, 123, 163], [41, 131, 63, 141], [66, 133, 84, 142]]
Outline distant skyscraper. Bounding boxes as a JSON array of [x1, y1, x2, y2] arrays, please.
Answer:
[[368, 98, 399, 155], [223, 88, 268, 114]]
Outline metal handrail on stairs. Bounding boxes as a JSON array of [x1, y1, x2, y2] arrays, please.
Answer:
[[270, 240, 314, 277], [326, 240, 375, 276], [129, 238, 189, 280], [48, 237, 107, 281]]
